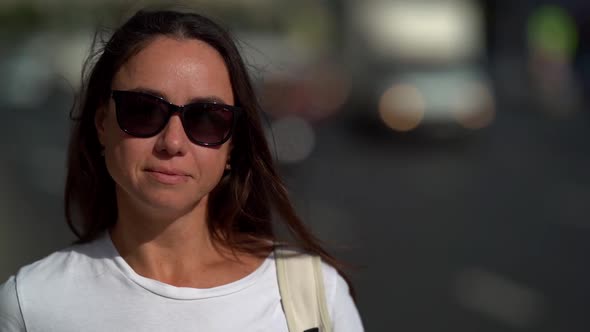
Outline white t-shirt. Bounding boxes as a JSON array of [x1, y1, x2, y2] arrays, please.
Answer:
[[0, 231, 363, 331]]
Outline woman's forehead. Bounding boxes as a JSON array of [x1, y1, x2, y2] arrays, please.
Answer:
[[113, 36, 234, 105]]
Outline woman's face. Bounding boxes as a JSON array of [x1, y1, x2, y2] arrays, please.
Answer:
[[96, 36, 234, 217]]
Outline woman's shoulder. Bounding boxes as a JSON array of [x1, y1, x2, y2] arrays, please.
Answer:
[[0, 235, 111, 331], [0, 274, 25, 331], [8, 232, 112, 289]]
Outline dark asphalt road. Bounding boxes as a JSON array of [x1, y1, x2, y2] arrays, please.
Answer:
[[280, 106, 590, 331]]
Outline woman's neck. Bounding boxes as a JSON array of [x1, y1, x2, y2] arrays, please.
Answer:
[[110, 192, 229, 286], [108, 192, 267, 288]]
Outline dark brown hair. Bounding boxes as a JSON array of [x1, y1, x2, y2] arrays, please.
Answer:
[[65, 9, 353, 294]]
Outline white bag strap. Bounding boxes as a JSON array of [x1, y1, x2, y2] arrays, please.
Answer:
[[275, 248, 332, 332]]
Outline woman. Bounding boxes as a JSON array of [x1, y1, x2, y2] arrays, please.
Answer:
[[0, 8, 363, 332]]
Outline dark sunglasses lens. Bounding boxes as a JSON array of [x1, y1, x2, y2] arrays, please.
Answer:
[[115, 92, 168, 137], [184, 105, 234, 144]]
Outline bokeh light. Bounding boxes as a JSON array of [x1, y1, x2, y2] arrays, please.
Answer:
[[527, 5, 578, 63], [379, 69, 494, 132], [452, 81, 495, 129], [527, 5, 581, 116], [378, 83, 425, 132], [357, 0, 483, 63], [267, 116, 316, 163], [259, 60, 350, 121], [305, 61, 352, 121]]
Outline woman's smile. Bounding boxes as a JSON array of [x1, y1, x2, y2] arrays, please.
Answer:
[[145, 167, 191, 185]]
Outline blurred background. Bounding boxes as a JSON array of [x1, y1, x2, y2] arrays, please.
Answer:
[[1, 0, 589, 330]]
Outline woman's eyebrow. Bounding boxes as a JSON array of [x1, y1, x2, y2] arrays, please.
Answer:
[[128, 87, 230, 105], [187, 96, 229, 105], [129, 87, 166, 99]]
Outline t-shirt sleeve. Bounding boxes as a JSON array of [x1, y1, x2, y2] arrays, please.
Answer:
[[0, 275, 26, 331], [322, 263, 364, 332]]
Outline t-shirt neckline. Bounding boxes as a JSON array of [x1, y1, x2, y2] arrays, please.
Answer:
[[98, 231, 273, 300]]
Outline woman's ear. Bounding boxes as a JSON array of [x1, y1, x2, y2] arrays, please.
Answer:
[[225, 141, 233, 171]]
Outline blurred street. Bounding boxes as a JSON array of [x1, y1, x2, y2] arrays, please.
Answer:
[[283, 103, 590, 331], [1, 0, 589, 331]]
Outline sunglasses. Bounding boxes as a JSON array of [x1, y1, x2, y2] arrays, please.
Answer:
[[111, 90, 240, 147]]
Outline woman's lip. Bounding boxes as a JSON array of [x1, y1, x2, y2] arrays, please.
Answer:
[[146, 167, 190, 176], [146, 170, 189, 185]]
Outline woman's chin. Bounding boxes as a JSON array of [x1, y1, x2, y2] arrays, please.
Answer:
[[144, 196, 202, 216], [122, 191, 202, 220], [116, 183, 209, 220]]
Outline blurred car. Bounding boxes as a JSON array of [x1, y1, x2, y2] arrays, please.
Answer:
[[346, 0, 495, 136]]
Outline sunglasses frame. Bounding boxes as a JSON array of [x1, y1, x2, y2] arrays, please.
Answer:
[[111, 90, 241, 147]]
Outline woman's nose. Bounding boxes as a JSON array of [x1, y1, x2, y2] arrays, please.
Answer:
[[154, 114, 189, 156]]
